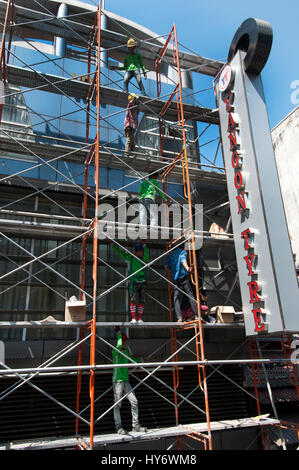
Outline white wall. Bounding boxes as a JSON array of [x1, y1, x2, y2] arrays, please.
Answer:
[[272, 106, 299, 267]]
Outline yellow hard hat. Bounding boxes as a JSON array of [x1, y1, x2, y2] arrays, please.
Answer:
[[127, 37, 137, 48], [128, 93, 139, 102]]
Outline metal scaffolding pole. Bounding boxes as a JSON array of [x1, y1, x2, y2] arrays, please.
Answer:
[[0, 1, 228, 450], [0, 357, 294, 375], [0, 0, 294, 453]]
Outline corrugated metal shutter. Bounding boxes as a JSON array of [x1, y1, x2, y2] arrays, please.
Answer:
[[0, 365, 247, 443]]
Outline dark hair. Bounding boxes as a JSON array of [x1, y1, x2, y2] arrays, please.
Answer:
[[134, 242, 144, 252], [170, 236, 185, 250], [151, 171, 162, 179]]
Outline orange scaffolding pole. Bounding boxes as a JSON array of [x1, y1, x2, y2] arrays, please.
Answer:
[[88, 3, 102, 450], [75, 8, 98, 439], [74, 2, 102, 449], [155, 27, 176, 160], [248, 339, 270, 450], [75, 143, 95, 437], [274, 420, 299, 443], [156, 24, 213, 451], [249, 335, 299, 450]]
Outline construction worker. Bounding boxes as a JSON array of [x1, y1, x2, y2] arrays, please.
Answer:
[[110, 37, 147, 95], [165, 240, 216, 324], [112, 328, 147, 435], [138, 171, 167, 228], [199, 288, 216, 323], [111, 241, 149, 324], [124, 93, 139, 155], [164, 240, 198, 323]]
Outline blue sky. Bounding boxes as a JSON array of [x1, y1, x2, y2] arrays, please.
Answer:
[[83, 0, 299, 129]]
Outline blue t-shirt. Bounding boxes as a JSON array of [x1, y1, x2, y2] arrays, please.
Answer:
[[165, 248, 188, 281]]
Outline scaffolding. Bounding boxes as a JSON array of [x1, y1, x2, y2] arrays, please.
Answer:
[[0, 0, 298, 451]]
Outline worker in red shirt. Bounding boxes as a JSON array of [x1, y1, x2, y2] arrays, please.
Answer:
[[124, 93, 139, 155]]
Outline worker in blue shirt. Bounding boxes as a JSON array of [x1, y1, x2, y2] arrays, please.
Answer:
[[165, 241, 199, 323]]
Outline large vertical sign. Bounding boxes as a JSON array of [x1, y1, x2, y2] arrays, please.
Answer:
[[216, 18, 299, 336]]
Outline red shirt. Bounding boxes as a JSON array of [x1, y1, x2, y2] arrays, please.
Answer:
[[124, 101, 139, 130]]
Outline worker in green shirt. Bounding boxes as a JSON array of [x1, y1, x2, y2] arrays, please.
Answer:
[[111, 241, 149, 324], [112, 328, 147, 435], [139, 171, 167, 228], [110, 37, 147, 95]]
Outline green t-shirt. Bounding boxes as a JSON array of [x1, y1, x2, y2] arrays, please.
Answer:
[[138, 179, 167, 202], [112, 244, 149, 294], [120, 53, 146, 73], [112, 333, 140, 382]]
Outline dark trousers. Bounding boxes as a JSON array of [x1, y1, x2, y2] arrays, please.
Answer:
[[124, 70, 146, 95], [131, 281, 146, 304], [125, 126, 135, 152], [173, 275, 199, 320]]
